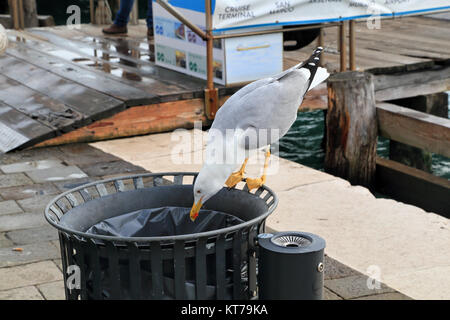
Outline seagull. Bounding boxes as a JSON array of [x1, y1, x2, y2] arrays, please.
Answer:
[[190, 47, 329, 221]]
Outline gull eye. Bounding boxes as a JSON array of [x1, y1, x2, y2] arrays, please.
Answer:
[[197, 190, 201, 194]]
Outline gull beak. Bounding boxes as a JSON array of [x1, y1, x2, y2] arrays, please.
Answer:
[[190, 197, 203, 221]]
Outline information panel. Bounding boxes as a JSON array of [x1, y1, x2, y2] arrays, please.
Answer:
[[212, 0, 450, 31]]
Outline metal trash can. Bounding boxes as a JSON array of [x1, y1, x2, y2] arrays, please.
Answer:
[[45, 172, 278, 300]]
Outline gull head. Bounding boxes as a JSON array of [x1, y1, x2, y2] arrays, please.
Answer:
[[190, 163, 234, 221]]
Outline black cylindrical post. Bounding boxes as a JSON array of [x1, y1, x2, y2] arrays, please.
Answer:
[[257, 231, 326, 300]]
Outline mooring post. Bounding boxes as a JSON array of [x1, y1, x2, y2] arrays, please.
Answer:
[[204, 0, 218, 120], [325, 71, 378, 187], [339, 21, 346, 72]]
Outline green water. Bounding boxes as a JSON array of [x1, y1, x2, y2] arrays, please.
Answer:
[[277, 104, 450, 180]]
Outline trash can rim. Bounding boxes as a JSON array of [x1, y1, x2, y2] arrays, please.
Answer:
[[44, 172, 278, 243]]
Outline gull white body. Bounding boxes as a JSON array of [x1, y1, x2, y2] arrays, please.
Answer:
[[0, 24, 8, 55], [192, 48, 330, 213]]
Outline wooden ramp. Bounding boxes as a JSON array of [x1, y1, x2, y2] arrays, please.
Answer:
[[0, 17, 449, 152]]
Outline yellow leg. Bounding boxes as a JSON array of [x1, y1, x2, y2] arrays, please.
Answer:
[[246, 148, 271, 192], [225, 158, 249, 189]]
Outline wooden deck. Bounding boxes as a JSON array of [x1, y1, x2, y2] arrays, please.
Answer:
[[0, 16, 449, 152]]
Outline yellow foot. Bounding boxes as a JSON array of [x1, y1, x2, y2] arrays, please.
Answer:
[[225, 158, 249, 189], [245, 176, 265, 192], [245, 147, 270, 192], [225, 170, 245, 189]]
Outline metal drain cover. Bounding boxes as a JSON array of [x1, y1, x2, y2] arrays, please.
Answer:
[[271, 234, 311, 248]]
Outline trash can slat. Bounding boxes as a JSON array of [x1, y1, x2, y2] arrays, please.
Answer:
[[106, 242, 121, 299], [195, 238, 207, 300], [76, 240, 88, 300], [173, 240, 186, 299], [215, 234, 226, 300], [87, 239, 102, 299], [232, 230, 243, 299], [128, 243, 142, 299], [150, 241, 164, 299]]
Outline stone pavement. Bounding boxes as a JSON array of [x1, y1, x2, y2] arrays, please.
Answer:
[[0, 143, 410, 300]]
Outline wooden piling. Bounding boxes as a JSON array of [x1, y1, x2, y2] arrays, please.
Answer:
[[339, 21, 346, 72], [349, 20, 356, 71], [325, 71, 378, 187]]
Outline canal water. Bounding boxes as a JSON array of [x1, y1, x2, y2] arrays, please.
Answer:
[[277, 102, 450, 180]]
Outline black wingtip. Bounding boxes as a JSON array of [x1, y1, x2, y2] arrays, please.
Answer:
[[300, 47, 323, 73], [298, 47, 324, 91]]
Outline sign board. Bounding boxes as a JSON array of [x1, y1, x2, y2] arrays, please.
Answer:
[[153, 1, 226, 84], [153, 1, 283, 85], [212, 0, 450, 32]]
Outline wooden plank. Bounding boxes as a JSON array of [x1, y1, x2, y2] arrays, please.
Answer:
[[8, 30, 186, 98], [27, 29, 206, 92], [6, 42, 156, 106], [354, 38, 449, 60], [373, 65, 450, 100], [0, 74, 85, 132], [376, 103, 450, 158], [34, 98, 210, 147], [376, 157, 450, 218], [355, 23, 450, 52], [373, 65, 450, 92], [300, 83, 327, 111], [0, 55, 125, 120], [0, 101, 54, 152], [375, 78, 450, 101]]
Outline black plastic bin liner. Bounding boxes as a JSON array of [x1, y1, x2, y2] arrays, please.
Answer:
[[86, 206, 244, 237], [79, 206, 245, 299]]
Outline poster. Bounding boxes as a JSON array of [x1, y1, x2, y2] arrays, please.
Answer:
[[153, 1, 283, 85], [212, 0, 450, 31], [153, 1, 226, 84]]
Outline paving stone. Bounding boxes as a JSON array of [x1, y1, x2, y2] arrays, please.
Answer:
[[0, 159, 65, 174], [51, 240, 60, 251], [17, 194, 60, 213], [0, 200, 23, 216], [79, 160, 144, 177], [53, 259, 63, 272], [324, 255, 360, 280], [0, 285, 43, 300], [353, 292, 412, 300], [0, 241, 61, 268], [37, 280, 65, 300], [58, 143, 120, 166], [0, 147, 65, 165], [0, 212, 47, 232], [25, 166, 88, 183], [0, 183, 60, 201], [0, 260, 63, 291], [0, 232, 13, 248], [325, 275, 395, 300], [0, 173, 33, 188], [52, 177, 94, 192], [323, 287, 343, 300], [6, 225, 59, 245]]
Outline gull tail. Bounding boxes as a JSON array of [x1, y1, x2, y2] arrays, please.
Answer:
[[299, 47, 330, 91]]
